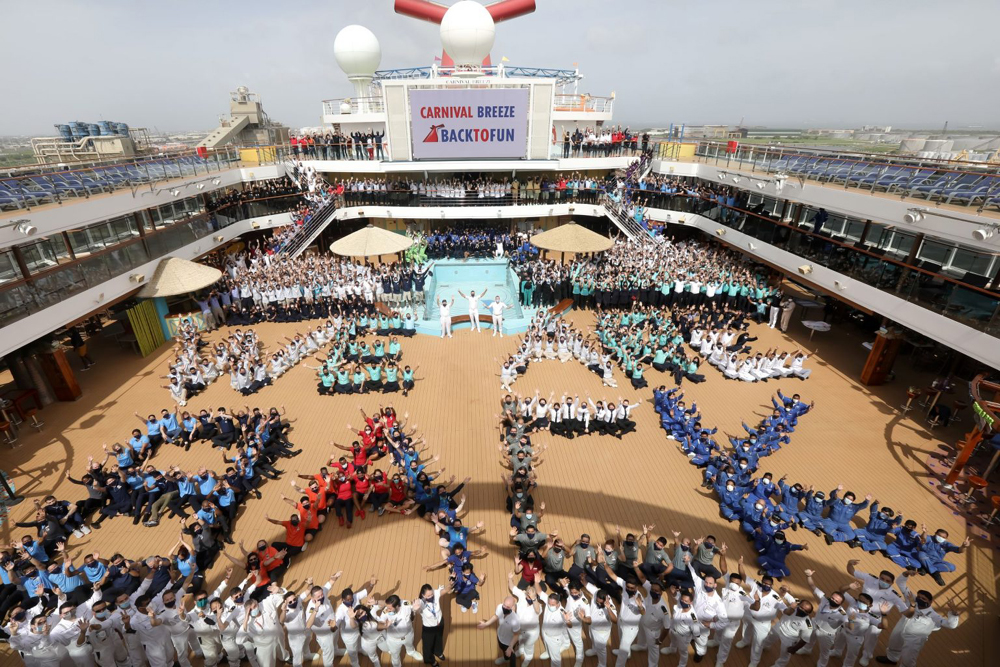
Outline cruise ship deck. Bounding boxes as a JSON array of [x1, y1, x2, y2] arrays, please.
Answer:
[[0, 306, 996, 666]]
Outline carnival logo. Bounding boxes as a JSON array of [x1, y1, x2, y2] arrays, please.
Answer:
[[423, 124, 445, 143]]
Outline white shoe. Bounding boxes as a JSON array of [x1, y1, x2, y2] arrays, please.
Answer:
[[585, 649, 597, 657], [612, 649, 622, 656], [460, 606, 467, 613], [72, 529, 83, 538], [633, 645, 647, 652], [471, 601, 479, 613], [539, 652, 549, 660], [495, 658, 506, 665], [80, 526, 92, 535], [407, 650, 423, 660], [795, 647, 812, 655], [859, 658, 870, 667], [706, 640, 719, 648], [300, 542, 307, 551], [660, 646, 676, 655], [735, 640, 749, 649]]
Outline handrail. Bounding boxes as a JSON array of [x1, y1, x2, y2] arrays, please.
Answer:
[[280, 198, 340, 258]]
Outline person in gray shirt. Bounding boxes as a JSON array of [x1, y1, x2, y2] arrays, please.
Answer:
[[510, 524, 547, 556], [692, 534, 723, 579]]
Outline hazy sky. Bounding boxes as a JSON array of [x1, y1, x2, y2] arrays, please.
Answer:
[[3, 0, 999, 135]]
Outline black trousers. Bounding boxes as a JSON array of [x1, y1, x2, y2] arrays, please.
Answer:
[[421, 624, 445, 664], [497, 640, 517, 667]]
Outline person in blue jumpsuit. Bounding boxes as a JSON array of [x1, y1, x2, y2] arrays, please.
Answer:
[[774, 477, 805, 526], [884, 519, 923, 568], [855, 502, 902, 553], [916, 528, 970, 585], [799, 487, 831, 533], [820, 488, 870, 545], [756, 531, 807, 579], [715, 477, 745, 522]]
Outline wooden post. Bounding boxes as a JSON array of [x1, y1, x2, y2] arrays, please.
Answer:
[[944, 427, 985, 487]]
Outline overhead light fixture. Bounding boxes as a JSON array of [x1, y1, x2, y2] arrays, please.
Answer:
[[972, 227, 995, 241], [196, 183, 205, 190], [214, 235, 225, 242], [903, 208, 927, 224], [568, 206, 575, 215], [14, 220, 36, 236], [357, 210, 364, 217], [747, 242, 757, 250], [732, 176, 741, 184], [170, 189, 181, 197], [718, 171, 728, 179], [798, 264, 813, 275], [212, 178, 221, 185], [715, 228, 726, 236], [252, 222, 260, 229], [834, 280, 848, 290], [128, 273, 145, 283], [755, 181, 765, 189], [497, 209, 502, 218]]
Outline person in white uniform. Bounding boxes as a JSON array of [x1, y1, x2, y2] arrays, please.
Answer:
[[376, 596, 424, 667], [839, 592, 890, 667], [126, 596, 176, 667], [439, 297, 455, 338], [477, 595, 522, 667], [629, 567, 670, 667], [580, 588, 616, 667], [335, 577, 377, 667], [844, 561, 911, 667], [275, 584, 313, 667], [877, 586, 959, 667], [736, 573, 795, 666], [540, 592, 574, 667], [760, 599, 814, 667], [458, 288, 487, 332], [509, 579, 543, 666], [799, 570, 849, 667], [661, 590, 703, 667], [561, 579, 589, 667], [489, 296, 513, 337], [685, 557, 729, 663], [305, 572, 344, 667], [707, 554, 752, 667]]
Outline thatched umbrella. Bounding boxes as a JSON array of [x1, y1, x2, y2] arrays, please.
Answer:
[[138, 257, 223, 298], [329, 224, 413, 258], [530, 222, 613, 261]]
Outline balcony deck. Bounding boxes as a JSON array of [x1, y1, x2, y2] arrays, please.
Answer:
[[0, 308, 996, 666]]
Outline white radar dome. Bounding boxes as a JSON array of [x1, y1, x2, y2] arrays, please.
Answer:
[[334, 25, 382, 77], [440, 1, 495, 67]]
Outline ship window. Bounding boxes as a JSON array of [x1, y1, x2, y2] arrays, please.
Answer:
[[949, 248, 996, 276], [19, 237, 72, 273], [0, 250, 22, 284], [916, 239, 952, 265]]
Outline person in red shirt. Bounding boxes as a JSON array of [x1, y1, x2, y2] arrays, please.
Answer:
[[328, 456, 356, 479], [515, 550, 542, 589], [352, 470, 372, 520], [264, 511, 309, 555], [364, 470, 391, 516], [331, 473, 355, 528], [386, 471, 415, 515]]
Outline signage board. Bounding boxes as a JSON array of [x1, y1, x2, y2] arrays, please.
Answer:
[[409, 88, 529, 159]]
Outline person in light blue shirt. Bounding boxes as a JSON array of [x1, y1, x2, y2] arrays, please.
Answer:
[[402, 313, 417, 337], [135, 412, 166, 448], [158, 407, 182, 444], [127, 430, 151, 460]]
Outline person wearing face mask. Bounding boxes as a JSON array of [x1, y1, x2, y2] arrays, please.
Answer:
[[127, 594, 177, 667], [11, 615, 70, 667], [240, 593, 282, 667], [301, 571, 343, 667], [85, 598, 129, 667], [705, 550, 752, 667], [855, 502, 902, 553], [592, 554, 643, 667], [628, 564, 670, 666], [682, 553, 728, 664], [884, 520, 922, 570], [799, 569, 850, 667], [759, 599, 813, 667], [736, 572, 794, 666], [477, 594, 522, 667], [877, 587, 959, 667], [150, 586, 196, 667], [662, 591, 702, 667], [640, 531, 674, 584], [838, 591, 888, 667], [558, 578, 589, 666], [798, 486, 830, 534], [335, 576, 378, 667], [820, 486, 871, 545], [539, 590, 574, 666], [756, 531, 807, 579], [845, 560, 912, 666], [189, 587, 225, 667], [49, 595, 101, 667], [508, 576, 544, 665], [376, 594, 423, 667], [915, 526, 970, 586], [579, 588, 617, 667]]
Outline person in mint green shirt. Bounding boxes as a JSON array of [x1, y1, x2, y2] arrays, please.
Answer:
[[365, 363, 384, 391], [384, 362, 401, 393], [351, 366, 366, 394], [402, 364, 418, 397], [630, 363, 648, 389], [388, 338, 402, 362], [652, 347, 669, 371], [335, 368, 352, 394], [317, 368, 336, 395], [390, 313, 403, 332]]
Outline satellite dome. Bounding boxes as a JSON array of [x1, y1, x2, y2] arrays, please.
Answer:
[[334, 25, 382, 77], [440, 1, 495, 67]]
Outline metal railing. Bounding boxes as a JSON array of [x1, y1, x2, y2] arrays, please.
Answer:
[[553, 94, 614, 114], [280, 198, 341, 258], [0, 147, 241, 211], [321, 97, 387, 116]]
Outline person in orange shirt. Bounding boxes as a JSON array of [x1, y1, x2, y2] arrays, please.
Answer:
[[264, 511, 309, 556], [279, 492, 323, 536]]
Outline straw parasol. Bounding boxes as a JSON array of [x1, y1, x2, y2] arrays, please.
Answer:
[[329, 225, 413, 258], [530, 222, 613, 257], [138, 257, 223, 298]]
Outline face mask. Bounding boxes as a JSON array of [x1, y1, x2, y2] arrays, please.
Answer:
[[774, 538, 785, 544], [878, 580, 891, 590], [234, 596, 244, 605], [287, 599, 297, 609], [763, 479, 772, 485], [934, 535, 946, 544], [815, 494, 825, 501], [164, 600, 176, 608], [680, 601, 691, 609], [755, 505, 764, 512], [728, 582, 740, 592], [250, 609, 261, 618], [681, 545, 690, 552], [95, 610, 110, 620], [196, 599, 208, 609], [740, 464, 748, 470], [502, 607, 512, 616], [843, 498, 853, 505], [915, 599, 931, 609], [856, 602, 870, 612], [704, 584, 715, 592], [761, 585, 772, 593], [795, 609, 809, 618], [119, 601, 131, 610], [726, 485, 735, 491]]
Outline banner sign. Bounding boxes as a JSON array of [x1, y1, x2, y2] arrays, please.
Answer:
[[410, 88, 529, 159]]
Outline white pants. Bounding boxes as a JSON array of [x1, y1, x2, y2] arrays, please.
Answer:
[[469, 310, 481, 331], [286, 628, 311, 667], [519, 626, 540, 664], [568, 626, 585, 666], [810, 628, 837, 667], [220, 635, 243, 667], [493, 316, 503, 336], [195, 635, 223, 667], [794, 368, 811, 379], [170, 633, 193, 667], [614, 622, 640, 666], [840, 632, 865, 667], [342, 631, 362, 667], [360, 636, 380, 665], [713, 621, 740, 665], [638, 625, 661, 667], [313, 630, 340, 667], [238, 638, 261, 667], [248, 638, 277, 667], [141, 639, 176, 667], [768, 307, 780, 328], [744, 619, 772, 665], [861, 622, 883, 662], [543, 634, 570, 666], [668, 631, 695, 667], [440, 316, 452, 337], [589, 629, 611, 667], [762, 630, 797, 667], [384, 632, 422, 667], [885, 628, 928, 667]]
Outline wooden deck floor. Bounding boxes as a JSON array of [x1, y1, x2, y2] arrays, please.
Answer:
[[1, 310, 996, 666]]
